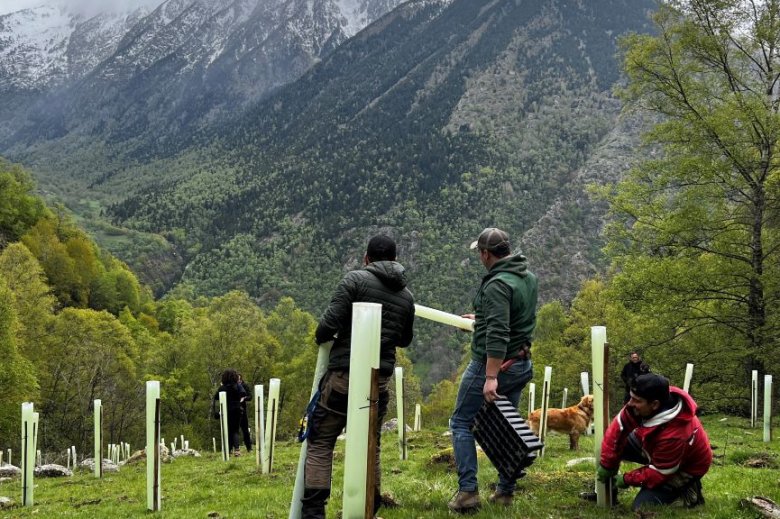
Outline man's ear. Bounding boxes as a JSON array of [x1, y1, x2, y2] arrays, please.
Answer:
[[650, 400, 661, 413], [363, 253, 370, 265]]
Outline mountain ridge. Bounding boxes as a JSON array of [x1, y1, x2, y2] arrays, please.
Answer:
[[2, 0, 655, 311]]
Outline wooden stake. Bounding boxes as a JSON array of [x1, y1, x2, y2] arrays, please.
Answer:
[[365, 368, 379, 518]]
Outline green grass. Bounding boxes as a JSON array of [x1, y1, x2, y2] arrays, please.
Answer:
[[1, 415, 778, 518]]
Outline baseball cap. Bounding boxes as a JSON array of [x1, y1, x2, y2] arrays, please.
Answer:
[[469, 227, 510, 254], [630, 374, 671, 404]]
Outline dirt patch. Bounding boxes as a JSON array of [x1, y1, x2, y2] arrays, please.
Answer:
[[743, 453, 779, 469]]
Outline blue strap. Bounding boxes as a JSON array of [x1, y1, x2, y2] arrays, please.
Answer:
[[297, 389, 321, 442]]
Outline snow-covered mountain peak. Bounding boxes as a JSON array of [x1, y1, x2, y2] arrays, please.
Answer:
[[0, 3, 149, 90]]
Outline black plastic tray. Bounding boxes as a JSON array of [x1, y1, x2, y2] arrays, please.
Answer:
[[471, 397, 544, 480]]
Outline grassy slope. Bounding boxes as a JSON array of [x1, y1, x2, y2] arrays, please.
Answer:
[[1, 415, 778, 518]]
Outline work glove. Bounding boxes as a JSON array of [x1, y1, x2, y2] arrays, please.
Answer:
[[596, 464, 618, 483], [615, 473, 629, 489]]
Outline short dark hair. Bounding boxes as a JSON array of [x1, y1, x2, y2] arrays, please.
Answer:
[[631, 374, 670, 405], [366, 235, 396, 262], [221, 369, 239, 385]]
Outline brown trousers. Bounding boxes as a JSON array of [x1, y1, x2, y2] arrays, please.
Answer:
[[304, 370, 390, 490]]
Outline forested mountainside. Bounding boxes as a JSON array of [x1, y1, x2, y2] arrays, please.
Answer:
[[2, 0, 656, 382], [107, 0, 655, 380], [106, 0, 654, 299]]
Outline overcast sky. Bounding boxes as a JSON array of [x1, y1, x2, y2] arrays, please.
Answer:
[[0, 0, 165, 16]]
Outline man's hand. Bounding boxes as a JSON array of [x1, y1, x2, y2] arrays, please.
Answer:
[[483, 376, 499, 402], [460, 313, 475, 333], [596, 464, 618, 483]]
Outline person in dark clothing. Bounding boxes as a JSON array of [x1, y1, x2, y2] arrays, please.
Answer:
[[302, 235, 415, 519], [598, 374, 711, 510], [212, 369, 247, 456], [237, 373, 252, 452], [621, 351, 651, 404]]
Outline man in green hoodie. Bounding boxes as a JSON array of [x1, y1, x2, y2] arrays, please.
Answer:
[[448, 228, 538, 513]]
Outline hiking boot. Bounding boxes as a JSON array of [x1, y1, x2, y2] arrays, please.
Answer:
[[302, 488, 330, 519], [448, 490, 481, 514], [488, 491, 513, 506], [682, 479, 704, 508]]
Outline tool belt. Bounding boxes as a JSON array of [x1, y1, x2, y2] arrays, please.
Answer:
[[500, 343, 531, 372]]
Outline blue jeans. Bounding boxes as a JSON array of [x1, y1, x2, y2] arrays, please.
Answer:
[[450, 359, 533, 494]]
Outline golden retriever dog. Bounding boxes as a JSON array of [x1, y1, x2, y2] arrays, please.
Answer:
[[527, 395, 594, 450]]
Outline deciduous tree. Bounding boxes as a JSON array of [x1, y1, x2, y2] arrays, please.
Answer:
[[605, 0, 780, 406]]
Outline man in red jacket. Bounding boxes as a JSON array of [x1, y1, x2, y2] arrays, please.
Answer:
[[597, 373, 712, 510]]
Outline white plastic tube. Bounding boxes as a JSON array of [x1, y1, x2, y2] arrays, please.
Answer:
[[289, 344, 332, 519], [562, 388, 568, 408], [342, 303, 381, 519], [414, 404, 421, 432], [683, 363, 694, 393], [580, 372, 590, 395], [527, 383, 536, 417], [264, 378, 281, 473], [94, 399, 102, 478], [539, 366, 552, 456], [751, 370, 758, 428], [395, 366, 407, 460], [590, 326, 609, 507], [764, 375, 773, 443], [414, 304, 474, 331], [146, 380, 161, 511], [219, 391, 229, 461], [21, 402, 34, 506], [255, 384, 264, 468]]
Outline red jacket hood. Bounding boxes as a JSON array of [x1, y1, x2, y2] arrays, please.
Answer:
[[641, 386, 697, 428]]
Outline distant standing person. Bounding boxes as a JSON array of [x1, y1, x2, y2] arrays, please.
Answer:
[[212, 369, 247, 457], [621, 351, 650, 404], [448, 228, 537, 513], [597, 373, 711, 510], [237, 373, 252, 453], [301, 235, 415, 519]]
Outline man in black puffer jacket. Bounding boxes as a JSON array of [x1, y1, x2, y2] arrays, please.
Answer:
[[302, 235, 415, 519]]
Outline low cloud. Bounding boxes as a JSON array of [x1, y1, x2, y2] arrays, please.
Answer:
[[1, 0, 165, 17]]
